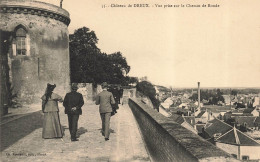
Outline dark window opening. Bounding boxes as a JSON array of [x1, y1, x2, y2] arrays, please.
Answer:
[[231, 154, 237, 158], [15, 28, 27, 56], [242, 156, 249, 160]]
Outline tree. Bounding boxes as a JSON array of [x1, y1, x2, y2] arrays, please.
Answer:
[[231, 90, 238, 96], [189, 89, 225, 105], [136, 81, 160, 111], [215, 89, 225, 104], [129, 77, 139, 85], [69, 27, 131, 85], [69, 27, 99, 54], [189, 93, 198, 101], [69, 27, 100, 83], [121, 76, 138, 86], [106, 52, 130, 84]]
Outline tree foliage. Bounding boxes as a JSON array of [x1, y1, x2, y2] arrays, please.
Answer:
[[121, 76, 138, 86], [69, 27, 130, 84], [189, 89, 225, 105], [231, 90, 238, 96], [136, 81, 160, 111]]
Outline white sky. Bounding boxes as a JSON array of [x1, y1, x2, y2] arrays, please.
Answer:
[[41, 0, 260, 88]]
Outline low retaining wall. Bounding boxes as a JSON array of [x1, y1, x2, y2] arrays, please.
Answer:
[[129, 98, 237, 162]]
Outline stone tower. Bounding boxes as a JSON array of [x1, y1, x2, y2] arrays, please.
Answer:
[[0, 0, 71, 104]]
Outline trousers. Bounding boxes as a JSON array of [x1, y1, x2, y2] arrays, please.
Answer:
[[67, 114, 79, 140], [100, 113, 111, 138]]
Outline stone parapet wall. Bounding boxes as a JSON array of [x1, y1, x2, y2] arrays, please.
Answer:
[[128, 98, 238, 162], [136, 91, 154, 108], [122, 88, 136, 104]]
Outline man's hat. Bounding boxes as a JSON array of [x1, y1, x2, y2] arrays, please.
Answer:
[[71, 83, 78, 90], [101, 82, 108, 88]]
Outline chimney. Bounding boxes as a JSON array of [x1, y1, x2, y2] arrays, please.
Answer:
[[198, 82, 200, 109], [60, 0, 63, 8]]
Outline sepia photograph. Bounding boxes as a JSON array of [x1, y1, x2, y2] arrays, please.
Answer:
[[1, 0, 260, 161]]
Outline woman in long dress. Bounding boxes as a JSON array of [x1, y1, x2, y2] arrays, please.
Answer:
[[41, 83, 63, 139]]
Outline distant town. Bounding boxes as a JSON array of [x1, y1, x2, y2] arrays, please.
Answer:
[[150, 83, 260, 160]]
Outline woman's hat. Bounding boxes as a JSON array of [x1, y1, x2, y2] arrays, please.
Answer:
[[47, 83, 56, 91]]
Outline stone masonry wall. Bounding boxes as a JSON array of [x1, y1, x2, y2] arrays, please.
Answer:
[[0, 1, 70, 104], [128, 98, 238, 162]]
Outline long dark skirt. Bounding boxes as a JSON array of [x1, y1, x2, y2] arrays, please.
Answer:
[[42, 112, 63, 139]]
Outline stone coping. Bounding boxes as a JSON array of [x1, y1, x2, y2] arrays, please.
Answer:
[[129, 98, 238, 161], [0, 0, 70, 26]]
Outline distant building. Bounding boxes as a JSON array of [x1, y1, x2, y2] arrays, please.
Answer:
[[231, 109, 245, 116], [194, 101, 203, 108], [178, 103, 188, 109], [243, 108, 259, 117], [195, 109, 214, 123], [161, 97, 173, 109], [202, 106, 232, 120], [253, 97, 260, 107], [159, 105, 171, 117], [194, 107, 202, 117], [255, 117, 260, 130], [216, 127, 260, 160], [203, 118, 233, 142], [169, 114, 197, 134], [234, 116, 258, 131], [183, 116, 197, 134], [195, 124, 206, 136], [183, 93, 190, 99], [222, 95, 231, 105]]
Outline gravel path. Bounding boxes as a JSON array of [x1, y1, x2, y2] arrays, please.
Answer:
[[1, 101, 150, 162]]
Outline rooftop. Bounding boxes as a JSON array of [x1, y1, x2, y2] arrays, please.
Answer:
[[216, 127, 260, 146], [234, 116, 257, 128], [204, 118, 233, 137]]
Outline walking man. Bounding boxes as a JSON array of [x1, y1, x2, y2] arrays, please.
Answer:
[[63, 83, 84, 141], [96, 82, 115, 141]]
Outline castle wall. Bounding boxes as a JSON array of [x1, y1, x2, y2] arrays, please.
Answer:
[[0, 0, 71, 104]]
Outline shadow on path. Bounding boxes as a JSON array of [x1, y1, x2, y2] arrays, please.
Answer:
[[77, 127, 88, 137], [0, 111, 43, 152], [0, 114, 20, 124], [98, 128, 115, 133]]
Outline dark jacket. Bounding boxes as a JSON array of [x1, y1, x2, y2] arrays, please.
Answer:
[[119, 88, 123, 98], [63, 91, 84, 115]]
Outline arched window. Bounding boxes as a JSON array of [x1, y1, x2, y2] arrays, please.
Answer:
[[15, 27, 27, 55]]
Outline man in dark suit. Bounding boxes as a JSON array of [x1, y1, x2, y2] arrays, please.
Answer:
[[63, 83, 84, 141], [108, 85, 119, 114], [96, 82, 115, 141], [119, 86, 123, 104], [111, 86, 120, 106]]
